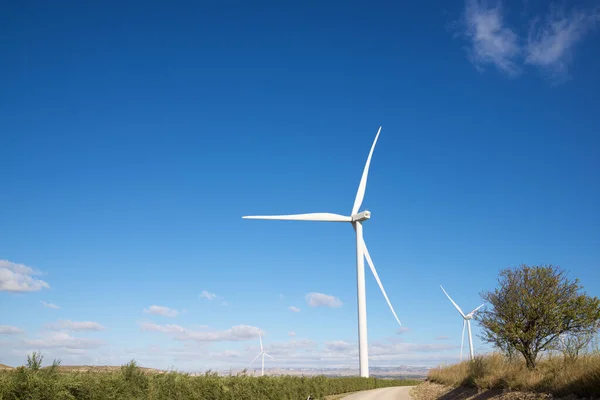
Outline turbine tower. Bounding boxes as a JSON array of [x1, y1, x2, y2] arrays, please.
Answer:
[[243, 126, 402, 378], [440, 285, 484, 361], [249, 331, 273, 376]]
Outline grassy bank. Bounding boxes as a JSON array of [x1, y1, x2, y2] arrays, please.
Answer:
[[0, 361, 420, 400], [427, 353, 600, 398]]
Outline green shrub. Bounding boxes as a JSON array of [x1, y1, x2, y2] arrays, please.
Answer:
[[0, 358, 420, 400]]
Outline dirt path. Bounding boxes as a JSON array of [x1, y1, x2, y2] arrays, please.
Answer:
[[341, 386, 416, 400]]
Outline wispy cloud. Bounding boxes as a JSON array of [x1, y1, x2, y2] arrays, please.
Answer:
[[525, 5, 600, 80], [324, 340, 354, 352], [143, 305, 182, 318], [138, 322, 263, 343], [0, 325, 24, 335], [288, 331, 296, 337], [41, 301, 59, 309], [305, 292, 342, 308], [288, 306, 300, 313], [0, 260, 50, 292], [396, 327, 411, 335], [45, 319, 106, 332], [23, 332, 105, 350], [457, 0, 599, 82], [436, 335, 450, 340], [462, 0, 521, 75], [199, 290, 217, 301]]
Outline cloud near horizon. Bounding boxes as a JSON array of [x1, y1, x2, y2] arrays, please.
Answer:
[[199, 290, 218, 300], [138, 322, 263, 343], [143, 305, 182, 318], [45, 320, 106, 332], [0, 260, 50, 292], [305, 292, 343, 308], [42, 301, 60, 309], [0, 325, 24, 335]]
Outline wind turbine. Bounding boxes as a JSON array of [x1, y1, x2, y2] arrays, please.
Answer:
[[243, 126, 402, 378], [249, 331, 273, 376], [440, 285, 484, 361]]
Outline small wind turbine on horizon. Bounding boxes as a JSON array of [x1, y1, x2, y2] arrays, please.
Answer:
[[440, 285, 484, 361], [249, 331, 273, 376], [242, 126, 402, 378]]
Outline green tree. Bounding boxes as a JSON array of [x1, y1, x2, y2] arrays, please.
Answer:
[[26, 351, 43, 371], [477, 264, 600, 369]]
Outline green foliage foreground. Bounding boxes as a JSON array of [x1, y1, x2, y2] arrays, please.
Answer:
[[0, 360, 420, 400]]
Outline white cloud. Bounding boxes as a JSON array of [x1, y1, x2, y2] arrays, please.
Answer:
[[45, 320, 106, 332], [199, 290, 217, 300], [436, 335, 450, 340], [525, 5, 600, 80], [397, 327, 411, 335], [23, 332, 105, 350], [41, 301, 59, 309], [305, 292, 342, 308], [456, 1, 599, 82], [462, 0, 521, 75], [0, 325, 24, 335], [288, 306, 300, 313], [288, 331, 296, 337], [0, 260, 50, 292], [324, 340, 354, 352], [143, 305, 181, 318], [139, 322, 263, 343]]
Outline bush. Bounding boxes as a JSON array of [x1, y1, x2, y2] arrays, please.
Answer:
[[0, 358, 420, 400], [428, 352, 600, 398]]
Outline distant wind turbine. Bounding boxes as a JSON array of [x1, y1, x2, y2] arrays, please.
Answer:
[[249, 331, 273, 376], [243, 126, 402, 378], [440, 285, 484, 361]]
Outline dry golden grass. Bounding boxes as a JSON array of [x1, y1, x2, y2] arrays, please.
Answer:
[[428, 352, 600, 398]]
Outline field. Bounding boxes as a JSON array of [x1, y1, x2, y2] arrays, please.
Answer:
[[0, 361, 421, 400], [423, 352, 600, 398]]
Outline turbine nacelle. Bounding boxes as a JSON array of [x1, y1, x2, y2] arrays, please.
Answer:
[[351, 211, 371, 222]]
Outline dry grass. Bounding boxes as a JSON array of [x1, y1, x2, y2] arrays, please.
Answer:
[[427, 352, 600, 398], [411, 381, 555, 400]]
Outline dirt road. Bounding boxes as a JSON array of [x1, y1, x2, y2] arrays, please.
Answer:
[[341, 386, 415, 400]]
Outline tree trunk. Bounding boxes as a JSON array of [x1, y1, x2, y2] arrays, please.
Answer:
[[523, 351, 537, 369]]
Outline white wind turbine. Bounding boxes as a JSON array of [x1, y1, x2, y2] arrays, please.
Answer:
[[440, 285, 484, 361], [243, 126, 402, 378], [249, 331, 273, 376]]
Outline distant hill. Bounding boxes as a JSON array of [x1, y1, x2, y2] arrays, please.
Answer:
[[39, 365, 165, 374], [0, 364, 13, 370]]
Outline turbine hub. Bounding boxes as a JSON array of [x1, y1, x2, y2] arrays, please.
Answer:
[[352, 210, 371, 222]]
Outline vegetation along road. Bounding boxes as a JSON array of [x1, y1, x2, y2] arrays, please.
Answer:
[[341, 386, 415, 400]]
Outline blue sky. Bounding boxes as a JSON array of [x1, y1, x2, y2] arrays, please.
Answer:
[[1, 0, 599, 371]]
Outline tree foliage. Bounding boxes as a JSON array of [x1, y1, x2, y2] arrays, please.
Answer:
[[476, 264, 600, 369]]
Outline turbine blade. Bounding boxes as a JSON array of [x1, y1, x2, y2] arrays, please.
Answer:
[[470, 304, 485, 315], [249, 352, 261, 366], [259, 331, 263, 351], [264, 353, 275, 360], [242, 213, 352, 222], [362, 237, 402, 326], [440, 285, 466, 317], [352, 126, 382, 215]]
